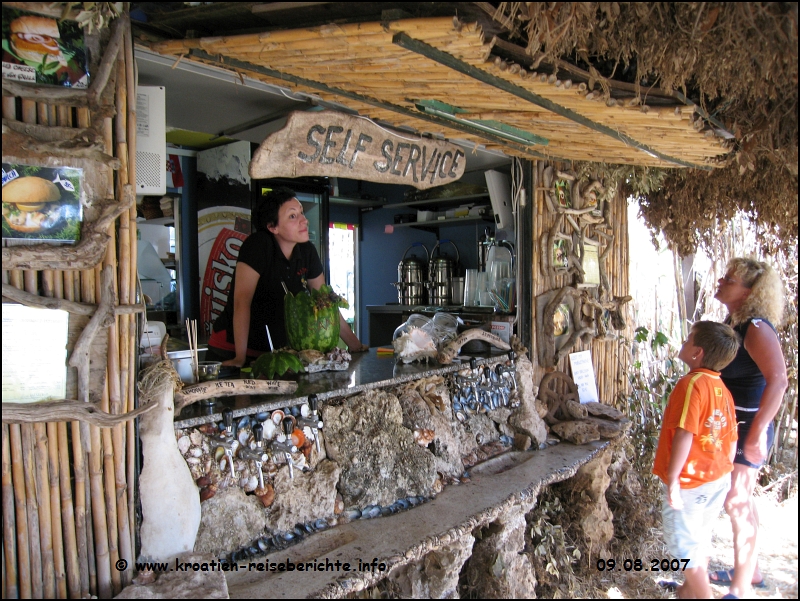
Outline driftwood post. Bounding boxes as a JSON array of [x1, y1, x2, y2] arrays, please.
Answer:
[[138, 368, 201, 562]]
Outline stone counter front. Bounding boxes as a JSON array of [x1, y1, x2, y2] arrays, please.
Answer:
[[148, 348, 620, 597]]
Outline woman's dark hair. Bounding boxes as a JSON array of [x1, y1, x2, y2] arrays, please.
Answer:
[[252, 187, 297, 233]]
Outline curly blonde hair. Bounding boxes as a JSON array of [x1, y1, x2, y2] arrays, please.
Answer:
[[726, 257, 785, 327]]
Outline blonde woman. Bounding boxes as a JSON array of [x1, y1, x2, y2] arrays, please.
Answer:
[[710, 258, 788, 598]]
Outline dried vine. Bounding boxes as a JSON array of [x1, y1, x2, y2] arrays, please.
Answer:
[[493, 3, 798, 255]]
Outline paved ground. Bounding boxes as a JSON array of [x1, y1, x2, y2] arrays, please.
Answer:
[[598, 490, 798, 599]]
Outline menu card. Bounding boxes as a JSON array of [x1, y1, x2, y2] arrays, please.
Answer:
[[2, 304, 68, 403], [569, 350, 599, 404]]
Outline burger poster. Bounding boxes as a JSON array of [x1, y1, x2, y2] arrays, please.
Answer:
[[2, 163, 83, 243], [2, 7, 89, 88]]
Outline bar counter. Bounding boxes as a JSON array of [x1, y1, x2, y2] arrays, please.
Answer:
[[174, 347, 511, 429]]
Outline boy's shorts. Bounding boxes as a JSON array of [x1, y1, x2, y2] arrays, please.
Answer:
[[661, 475, 731, 569]]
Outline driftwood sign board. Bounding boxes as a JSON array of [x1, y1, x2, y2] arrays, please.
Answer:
[[250, 110, 466, 189]]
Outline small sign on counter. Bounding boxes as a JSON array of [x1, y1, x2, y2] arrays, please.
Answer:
[[2, 304, 69, 403], [491, 321, 511, 345], [569, 350, 599, 404]]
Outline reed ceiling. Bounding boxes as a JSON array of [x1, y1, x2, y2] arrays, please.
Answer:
[[143, 17, 730, 169]]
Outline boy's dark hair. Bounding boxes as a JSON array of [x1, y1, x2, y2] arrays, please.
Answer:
[[252, 187, 297, 233], [691, 321, 741, 371]]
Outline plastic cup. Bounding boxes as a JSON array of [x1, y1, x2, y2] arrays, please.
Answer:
[[464, 269, 479, 306], [476, 272, 492, 306], [489, 260, 511, 289], [197, 361, 222, 382]]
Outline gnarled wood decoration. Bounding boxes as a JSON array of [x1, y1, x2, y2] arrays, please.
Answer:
[[1, 400, 157, 427], [174, 379, 299, 413], [538, 371, 580, 425], [436, 329, 510, 365]]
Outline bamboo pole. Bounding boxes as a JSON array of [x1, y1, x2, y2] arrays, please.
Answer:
[[114, 53, 134, 586], [101, 218, 123, 590], [88, 423, 110, 599], [95, 102, 119, 598], [83, 445, 96, 596], [57, 420, 80, 599], [124, 19, 139, 549], [70, 421, 90, 597], [33, 423, 56, 598], [46, 422, 67, 599], [20, 424, 43, 598], [100, 394, 121, 595], [2, 424, 18, 599], [8, 425, 31, 598]]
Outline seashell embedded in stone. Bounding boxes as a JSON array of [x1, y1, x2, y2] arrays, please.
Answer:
[[262, 419, 277, 441], [413, 428, 435, 447], [300, 403, 311, 418], [238, 429, 251, 446], [177, 436, 191, 455], [185, 456, 201, 465], [189, 430, 204, 446], [190, 447, 203, 458], [271, 410, 285, 425], [290, 428, 305, 448], [254, 484, 275, 508], [199, 485, 216, 501], [243, 476, 258, 492], [344, 508, 361, 520]]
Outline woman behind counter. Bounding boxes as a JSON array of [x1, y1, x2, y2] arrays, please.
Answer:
[[208, 187, 367, 367], [710, 258, 787, 598]]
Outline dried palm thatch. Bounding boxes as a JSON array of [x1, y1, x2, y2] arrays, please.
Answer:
[[494, 2, 798, 254]]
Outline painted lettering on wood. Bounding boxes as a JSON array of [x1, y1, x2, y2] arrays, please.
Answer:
[[249, 110, 466, 189]]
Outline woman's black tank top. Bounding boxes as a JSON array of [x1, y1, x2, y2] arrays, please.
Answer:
[[720, 318, 776, 411]]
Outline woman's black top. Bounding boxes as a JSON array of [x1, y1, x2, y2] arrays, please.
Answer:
[[212, 231, 323, 351], [720, 317, 776, 411]]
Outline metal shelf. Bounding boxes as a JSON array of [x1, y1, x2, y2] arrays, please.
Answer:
[[384, 192, 489, 209], [329, 195, 387, 208], [391, 215, 494, 231], [137, 216, 175, 226]]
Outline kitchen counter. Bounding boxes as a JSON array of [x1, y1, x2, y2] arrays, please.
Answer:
[[174, 347, 511, 429]]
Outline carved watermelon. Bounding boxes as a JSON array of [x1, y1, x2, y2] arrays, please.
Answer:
[[284, 285, 348, 352]]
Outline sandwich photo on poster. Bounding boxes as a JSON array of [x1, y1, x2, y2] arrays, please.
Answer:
[[1, 6, 89, 88], [2, 164, 83, 243]]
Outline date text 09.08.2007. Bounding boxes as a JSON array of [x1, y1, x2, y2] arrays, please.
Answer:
[[596, 558, 688, 572]]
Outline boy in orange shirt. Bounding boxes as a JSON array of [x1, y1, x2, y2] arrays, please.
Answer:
[[653, 321, 740, 599]]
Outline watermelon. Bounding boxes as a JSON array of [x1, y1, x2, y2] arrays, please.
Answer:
[[284, 285, 348, 352]]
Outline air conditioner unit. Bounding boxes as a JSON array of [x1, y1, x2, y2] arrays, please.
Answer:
[[135, 85, 166, 195], [485, 169, 514, 231]]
